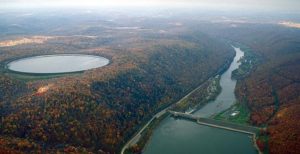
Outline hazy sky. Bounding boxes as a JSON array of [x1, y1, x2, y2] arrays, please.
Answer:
[[2, 0, 300, 12]]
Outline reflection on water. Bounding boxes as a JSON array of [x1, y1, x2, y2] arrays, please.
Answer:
[[193, 47, 244, 117], [143, 47, 257, 154], [7, 54, 109, 74]]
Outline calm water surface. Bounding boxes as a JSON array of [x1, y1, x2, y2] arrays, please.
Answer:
[[143, 47, 257, 154], [7, 54, 109, 74]]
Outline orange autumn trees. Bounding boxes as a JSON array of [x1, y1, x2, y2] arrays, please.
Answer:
[[268, 104, 300, 154], [0, 76, 27, 102], [220, 23, 300, 153], [0, 29, 234, 153]]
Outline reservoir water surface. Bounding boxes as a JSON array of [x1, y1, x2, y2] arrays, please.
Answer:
[[143, 47, 257, 154], [7, 54, 109, 74]]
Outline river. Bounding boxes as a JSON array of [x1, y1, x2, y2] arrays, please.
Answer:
[[143, 47, 257, 154]]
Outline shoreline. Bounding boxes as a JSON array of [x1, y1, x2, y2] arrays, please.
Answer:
[[120, 47, 235, 154], [138, 45, 260, 154]]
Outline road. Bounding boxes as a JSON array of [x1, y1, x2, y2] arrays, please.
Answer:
[[120, 77, 213, 154], [169, 110, 261, 135]]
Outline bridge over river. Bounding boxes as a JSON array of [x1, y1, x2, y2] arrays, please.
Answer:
[[168, 110, 262, 135]]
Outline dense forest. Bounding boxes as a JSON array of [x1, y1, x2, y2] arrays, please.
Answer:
[[0, 14, 234, 153], [210, 23, 300, 153], [1, 9, 300, 154]]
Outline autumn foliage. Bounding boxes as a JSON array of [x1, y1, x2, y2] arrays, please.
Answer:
[[0, 28, 234, 153], [227, 24, 300, 153]]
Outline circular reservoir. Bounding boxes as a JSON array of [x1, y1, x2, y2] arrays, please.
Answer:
[[7, 54, 109, 74]]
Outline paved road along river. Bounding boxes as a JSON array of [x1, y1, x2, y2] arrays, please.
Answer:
[[143, 47, 257, 154]]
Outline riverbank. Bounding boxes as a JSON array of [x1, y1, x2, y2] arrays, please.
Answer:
[[213, 101, 251, 125], [121, 46, 265, 154], [172, 75, 221, 113], [124, 113, 169, 154], [121, 74, 224, 154], [213, 102, 264, 154], [121, 59, 233, 154], [142, 46, 259, 154]]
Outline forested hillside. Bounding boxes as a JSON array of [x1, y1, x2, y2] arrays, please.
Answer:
[[2, 9, 299, 153], [211, 23, 300, 153], [0, 22, 234, 153]]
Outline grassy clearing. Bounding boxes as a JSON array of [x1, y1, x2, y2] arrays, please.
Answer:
[[214, 102, 251, 125]]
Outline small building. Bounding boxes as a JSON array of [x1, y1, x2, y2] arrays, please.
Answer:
[[230, 111, 240, 117]]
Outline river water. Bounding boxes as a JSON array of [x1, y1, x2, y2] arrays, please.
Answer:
[[143, 47, 257, 154]]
